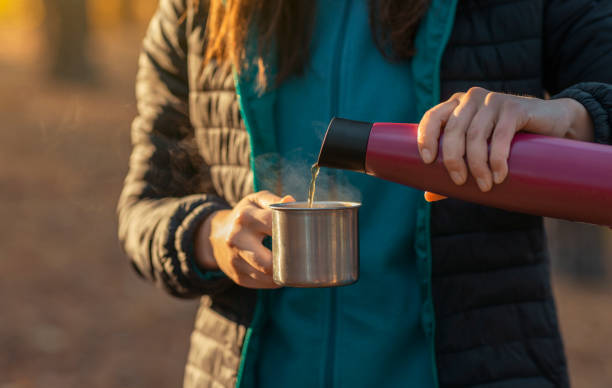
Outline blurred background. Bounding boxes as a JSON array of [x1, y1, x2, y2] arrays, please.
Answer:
[[0, 1, 611, 387]]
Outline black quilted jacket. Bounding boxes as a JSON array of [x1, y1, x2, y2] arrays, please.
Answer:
[[117, 0, 612, 387]]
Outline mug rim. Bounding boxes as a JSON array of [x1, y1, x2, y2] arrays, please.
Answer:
[[269, 201, 361, 211]]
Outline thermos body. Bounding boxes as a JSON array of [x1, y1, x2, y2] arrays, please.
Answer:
[[365, 123, 612, 225], [318, 118, 612, 226]]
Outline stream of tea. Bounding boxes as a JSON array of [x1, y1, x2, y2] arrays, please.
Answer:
[[307, 163, 320, 207]]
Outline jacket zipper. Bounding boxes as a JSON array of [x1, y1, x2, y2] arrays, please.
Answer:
[[324, 2, 351, 387]]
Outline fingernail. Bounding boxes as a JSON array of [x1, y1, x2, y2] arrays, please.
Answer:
[[477, 178, 490, 192], [493, 172, 501, 184], [450, 171, 462, 185], [422, 149, 432, 163], [281, 195, 294, 203]]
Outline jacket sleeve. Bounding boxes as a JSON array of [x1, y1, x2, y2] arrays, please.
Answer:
[[544, 0, 612, 144], [117, 0, 233, 298]]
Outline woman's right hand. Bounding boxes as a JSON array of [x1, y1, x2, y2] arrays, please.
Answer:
[[195, 191, 294, 289]]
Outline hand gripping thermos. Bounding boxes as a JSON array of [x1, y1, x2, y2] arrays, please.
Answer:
[[318, 118, 612, 226]]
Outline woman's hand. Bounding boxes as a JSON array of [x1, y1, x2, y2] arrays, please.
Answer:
[[418, 87, 594, 192], [195, 191, 294, 289]]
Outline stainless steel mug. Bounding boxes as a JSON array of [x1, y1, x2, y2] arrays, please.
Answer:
[[269, 201, 360, 287]]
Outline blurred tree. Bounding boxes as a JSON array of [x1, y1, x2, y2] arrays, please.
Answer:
[[44, 0, 95, 82], [120, 0, 133, 22]]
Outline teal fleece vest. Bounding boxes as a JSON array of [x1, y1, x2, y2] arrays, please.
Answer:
[[233, 0, 458, 386]]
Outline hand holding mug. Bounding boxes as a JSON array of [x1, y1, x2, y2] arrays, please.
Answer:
[[195, 191, 294, 289]]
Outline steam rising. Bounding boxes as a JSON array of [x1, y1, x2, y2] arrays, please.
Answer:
[[254, 152, 362, 203]]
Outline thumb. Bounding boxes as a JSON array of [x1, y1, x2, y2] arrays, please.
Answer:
[[424, 191, 447, 202]]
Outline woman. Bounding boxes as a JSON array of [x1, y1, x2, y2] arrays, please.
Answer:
[[118, 0, 612, 387]]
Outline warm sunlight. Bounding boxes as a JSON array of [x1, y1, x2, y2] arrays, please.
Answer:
[[0, 0, 45, 29], [1, 1, 611, 387]]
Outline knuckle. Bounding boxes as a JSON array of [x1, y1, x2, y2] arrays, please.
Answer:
[[247, 191, 265, 202], [259, 208, 272, 222], [468, 162, 488, 177], [466, 86, 486, 97], [466, 126, 484, 142], [491, 127, 509, 141], [235, 274, 250, 286], [229, 255, 242, 270], [444, 115, 459, 131], [234, 212, 249, 226], [490, 148, 508, 164], [443, 157, 463, 171], [422, 109, 434, 121], [457, 99, 478, 117], [450, 92, 464, 101], [484, 92, 500, 105], [489, 156, 504, 170], [229, 254, 239, 266], [225, 230, 240, 248]]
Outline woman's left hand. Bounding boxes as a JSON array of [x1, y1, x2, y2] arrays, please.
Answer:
[[417, 87, 594, 193]]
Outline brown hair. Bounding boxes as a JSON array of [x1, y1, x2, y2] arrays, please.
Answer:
[[203, 0, 430, 90]]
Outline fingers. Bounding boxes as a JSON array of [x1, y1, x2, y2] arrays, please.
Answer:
[[230, 255, 280, 289], [237, 193, 295, 235], [466, 105, 496, 192], [236, 207, 273, 235], [423, 88, 539, 192], [233, 234, 273, 274], [489, 109, 519, 184], [212, 191, 297, 290], [227, 218, 273, 273], [418, 97, 460, 164], [224, 226, 278, 289], [442, 89, 485, 185], [249, 190, 285, 209]]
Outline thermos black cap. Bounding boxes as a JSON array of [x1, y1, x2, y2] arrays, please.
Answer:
[[317, 118, 373, 173]]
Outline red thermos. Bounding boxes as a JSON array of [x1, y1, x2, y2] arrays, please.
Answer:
[[317, 118, 612, 226]]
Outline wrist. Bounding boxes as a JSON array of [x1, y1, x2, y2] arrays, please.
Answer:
[[195, 209, 230, 270], [560, 98, 594, 142]]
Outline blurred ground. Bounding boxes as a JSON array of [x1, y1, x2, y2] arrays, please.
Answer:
[[0, 19, 197, 387], [0, 3, 611, 388]]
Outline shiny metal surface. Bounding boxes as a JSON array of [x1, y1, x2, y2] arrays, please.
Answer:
[[270, 201, 360, 287]]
